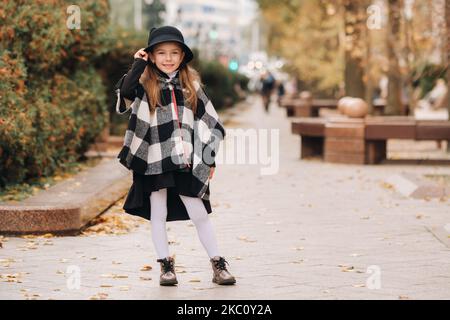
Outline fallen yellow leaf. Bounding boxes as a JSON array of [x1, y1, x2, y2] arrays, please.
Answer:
[[89, 293, 108, 300], [140, 265, 152, 271]]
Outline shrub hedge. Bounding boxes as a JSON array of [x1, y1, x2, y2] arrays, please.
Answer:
[[0, 0, 112, 187]]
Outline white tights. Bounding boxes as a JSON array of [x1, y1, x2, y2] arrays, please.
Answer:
[[150, 188, 220, 259]]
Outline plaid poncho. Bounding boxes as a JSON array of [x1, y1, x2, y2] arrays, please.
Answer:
[[115, 60, 226, 200]]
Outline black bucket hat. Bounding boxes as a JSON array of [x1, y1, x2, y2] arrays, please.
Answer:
[[144, 26, 194, 63]]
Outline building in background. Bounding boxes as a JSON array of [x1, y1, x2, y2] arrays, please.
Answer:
[[109, 0, 166, 31], [109, 0, 265, 75], [164, 0, 259, 65]]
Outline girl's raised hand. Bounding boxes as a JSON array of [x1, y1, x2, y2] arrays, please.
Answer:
[[134, 48, 148, 61]]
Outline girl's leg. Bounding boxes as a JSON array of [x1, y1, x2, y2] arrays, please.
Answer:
[[150, 188, 170, 259], [179, 195, 221, 258]]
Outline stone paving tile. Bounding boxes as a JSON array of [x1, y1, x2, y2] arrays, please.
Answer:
[[1, 97, 450, 299]]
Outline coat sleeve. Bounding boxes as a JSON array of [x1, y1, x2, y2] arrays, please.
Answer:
[[115, 58, 148, 115], [194, 81, 225, 168]]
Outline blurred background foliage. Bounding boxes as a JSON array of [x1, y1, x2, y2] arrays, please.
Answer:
[[257, 0, 450, 109], [258, 0, 344, 97]]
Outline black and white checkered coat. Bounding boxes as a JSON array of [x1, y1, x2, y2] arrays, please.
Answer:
[[115, 62, 226, 200]]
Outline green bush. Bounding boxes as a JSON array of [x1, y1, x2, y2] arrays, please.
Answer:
[[198, 60, 237, 108], [190, 48, 249, 107], [0, 0, 112, 187], [411, 63, 447, 98], [96, 28, 148, 135]]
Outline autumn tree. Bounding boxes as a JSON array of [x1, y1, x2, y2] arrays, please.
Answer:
[[257, 0, 343, 96]]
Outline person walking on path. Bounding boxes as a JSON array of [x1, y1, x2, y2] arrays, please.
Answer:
[[260, 71, 276, 113], [114, 26, 236, 286], [276, 80, 285, 107]]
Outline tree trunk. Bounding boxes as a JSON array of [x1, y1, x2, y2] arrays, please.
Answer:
[[446, 0, 450, 113], [402, 2, 415, 114], [386, 0, 403, 115], [343, 0, 367, 99], [446, 0, 450, 151], [364, 18, 374, 114]]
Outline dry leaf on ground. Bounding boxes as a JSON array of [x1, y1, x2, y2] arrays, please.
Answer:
[[237, 236, 257, 243], [140, 265, 152, 271], [100, 273, 128, 279], [0, 272, 27, 283], [339, 265, 355, 272], [89, 293, 108, 300], [82, 212, 142, 236]]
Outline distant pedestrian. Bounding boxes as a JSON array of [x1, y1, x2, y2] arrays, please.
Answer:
[[115, 26, 235, 286], [260, 71, 275, 112], [277, 81, 285, 106]]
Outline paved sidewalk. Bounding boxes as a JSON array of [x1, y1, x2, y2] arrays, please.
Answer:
[[1, 96, 450, 300]]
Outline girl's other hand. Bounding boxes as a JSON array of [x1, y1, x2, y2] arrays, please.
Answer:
[[209, 167, 215, 180], [134, 48, 148, 61]]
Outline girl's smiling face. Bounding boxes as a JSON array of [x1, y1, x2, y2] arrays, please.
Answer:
[[149, 42, 185, 74]]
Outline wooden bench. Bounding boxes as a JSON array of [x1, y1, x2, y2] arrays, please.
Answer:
[[291, 117, 450, 164], [281, 98, 385, 118]]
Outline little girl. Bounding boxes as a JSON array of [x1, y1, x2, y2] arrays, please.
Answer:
[[115, 26, 235, 286]]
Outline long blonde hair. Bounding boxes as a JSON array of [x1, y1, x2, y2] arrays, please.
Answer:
[[140, 62, 201, 115]]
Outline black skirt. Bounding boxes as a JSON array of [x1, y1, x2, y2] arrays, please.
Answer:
[[122, 167, 212, 222]]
